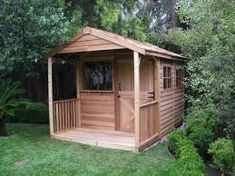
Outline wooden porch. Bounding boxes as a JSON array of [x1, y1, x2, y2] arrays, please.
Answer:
[[53, 127, 135, 151], [52, 98, 159, 151]]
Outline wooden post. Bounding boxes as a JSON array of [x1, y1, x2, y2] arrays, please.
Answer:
[[156, 59, 161, 135], [48, 57, 54, 136], [76, 60, 81, 127], [134, 51, 141, 150]]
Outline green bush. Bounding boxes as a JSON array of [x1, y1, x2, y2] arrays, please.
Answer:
[[167, 130, 185, 156], [13, 100, 49, 124], [208, 138, 235, 175], [185, 105, 215, 159], [186, 119, 214, 159], [167, 130, 205, 176]]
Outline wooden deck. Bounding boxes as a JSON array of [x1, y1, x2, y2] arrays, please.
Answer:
[[53, 128, 135, 151]]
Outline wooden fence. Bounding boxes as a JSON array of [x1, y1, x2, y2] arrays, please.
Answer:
[[139, 100, 159, 144], [53, 98, 80, 133]]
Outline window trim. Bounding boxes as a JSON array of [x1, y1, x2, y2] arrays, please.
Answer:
[[163, 65, 173, 90], [175, 67, 183, 88], [82, 61, 114, 92]]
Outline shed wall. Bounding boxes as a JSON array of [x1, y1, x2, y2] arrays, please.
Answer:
[[80, 92, 115, 130], [159, 61, 184, 136]]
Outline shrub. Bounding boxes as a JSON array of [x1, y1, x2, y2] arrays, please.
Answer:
[[13, 100, 49, 124], [208, 138, 235, 175], [167, 130, 205, 176], [186, 118, 214, 159], [167, 130, 185, 156], [185, 105, 215, 159]]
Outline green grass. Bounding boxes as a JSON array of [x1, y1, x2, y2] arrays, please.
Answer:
[[0, 123, 177, 176]]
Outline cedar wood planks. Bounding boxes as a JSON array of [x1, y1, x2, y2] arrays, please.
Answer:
[[80, 92, 115, 130], [159, 61, 184, 136], [58, 34, 125, 54]]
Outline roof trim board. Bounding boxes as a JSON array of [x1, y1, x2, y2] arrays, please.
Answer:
[[48, 27, 185, 60]]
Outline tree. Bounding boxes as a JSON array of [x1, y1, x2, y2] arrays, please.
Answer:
[[165, 0, 235, 147], [56, 0, 147, 41], [136, 0, 179, 32], [0, 0, 70, 80], [0, 80, 23, 136]]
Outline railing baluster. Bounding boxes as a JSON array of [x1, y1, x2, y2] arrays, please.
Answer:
[[53, 98, 79, 133]]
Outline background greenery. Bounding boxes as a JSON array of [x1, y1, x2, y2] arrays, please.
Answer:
[[0, 0, 234, 175]]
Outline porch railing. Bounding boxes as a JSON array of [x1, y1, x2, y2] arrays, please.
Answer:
[[53, 98, 80, 133], [139, 100, 159, 144]]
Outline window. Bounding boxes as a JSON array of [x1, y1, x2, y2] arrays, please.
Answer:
[[176, 68, 183, 88], [163, 66, 172, 89], [83, 62, 112, 90]]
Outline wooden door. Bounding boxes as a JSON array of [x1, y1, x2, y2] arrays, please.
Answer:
[[115, 58, 155, 133], [116, 59, 135, 133], [140, 59, 155, 104]]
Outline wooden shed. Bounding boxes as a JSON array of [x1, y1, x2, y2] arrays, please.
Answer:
[[48, 27, 185, 151]]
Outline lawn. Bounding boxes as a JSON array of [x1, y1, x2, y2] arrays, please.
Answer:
[[0, 123, 177, 176]]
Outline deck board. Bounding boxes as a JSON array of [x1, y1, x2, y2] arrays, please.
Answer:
[[53, 128, 135, 151]]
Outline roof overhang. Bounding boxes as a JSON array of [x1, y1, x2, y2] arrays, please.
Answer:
[[47, 27, 185, 61]]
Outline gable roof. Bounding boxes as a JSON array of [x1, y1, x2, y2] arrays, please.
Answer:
[[48, 27, 185, 60]]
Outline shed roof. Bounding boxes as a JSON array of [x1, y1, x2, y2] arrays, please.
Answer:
[[49, 27, 185, 60]]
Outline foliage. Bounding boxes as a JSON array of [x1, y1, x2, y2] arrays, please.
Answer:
[[95, 0, 120, 31], [208, 138, 235, 175], [0, 0, 69, 78], [137, 0, 178, 32], [165, 0, 235, 147], [60, 0, 148, 41], [0, 80, 23, 120], [185, 105, 214, 158], [167, 130, 205, 176], [12, 100, 49, 124], [167, 130, 185, 155], [0, 123, 177, 175]]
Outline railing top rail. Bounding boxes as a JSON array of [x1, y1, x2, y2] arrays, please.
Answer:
[[140, 100, 158, 108], [53, 98, 79, 104]]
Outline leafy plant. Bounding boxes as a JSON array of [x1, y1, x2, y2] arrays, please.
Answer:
[[0, 80, 23, 136], [185, 105, 215, 159], [164, 0, 235, 153], [14, 100, 49, 124], [208, 138, 235, 175], [167, 130, 205, 176]]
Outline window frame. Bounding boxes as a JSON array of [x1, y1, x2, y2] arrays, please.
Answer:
[[81, 61, 114, 92], [175, 67, 183, 88], [163, 65, 173, 90]]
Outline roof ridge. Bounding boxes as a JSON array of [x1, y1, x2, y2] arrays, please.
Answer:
[[48, 26, 185, 59]]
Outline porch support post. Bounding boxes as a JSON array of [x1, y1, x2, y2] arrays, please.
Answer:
[[76, 60, 81, 127], [48, 57, 54, 136], [134, 51, 141, 150], [155, 58, 161, 135]]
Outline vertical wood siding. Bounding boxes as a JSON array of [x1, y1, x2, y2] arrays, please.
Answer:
[[139, 101, 159, 144], [53, 98, 80, 132]]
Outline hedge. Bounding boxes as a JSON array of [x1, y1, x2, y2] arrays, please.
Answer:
[[9, 100, 49, 124], [167, 130, 205, 176]]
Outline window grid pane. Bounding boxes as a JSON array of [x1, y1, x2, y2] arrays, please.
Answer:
[[163, 66, 172, 89], [176, 68, 183, 87], [84, 62, 112, 90]]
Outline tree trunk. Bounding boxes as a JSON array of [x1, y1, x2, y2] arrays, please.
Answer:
[[171, 0, 178, 27], [0, 118, 8, 136]]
